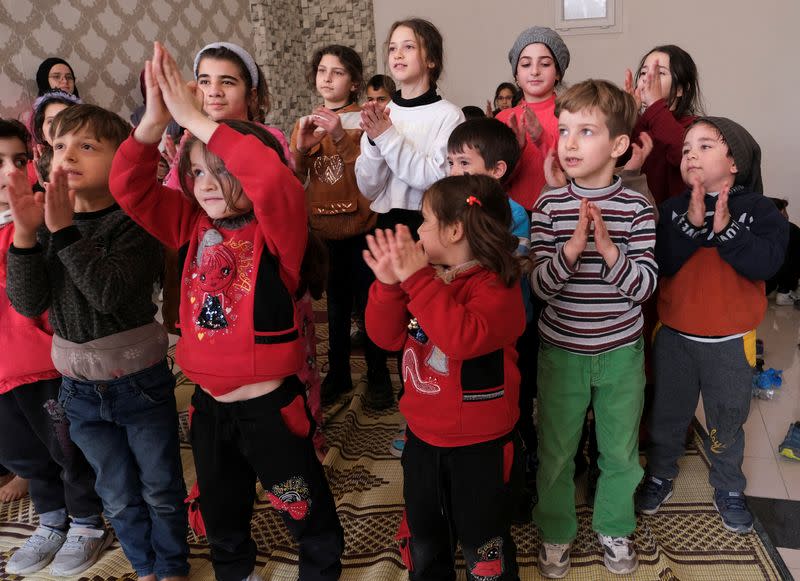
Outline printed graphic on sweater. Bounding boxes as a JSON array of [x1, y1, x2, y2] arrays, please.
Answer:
[[188, 228, 254, 338], [313, 155, 344, 186], [267, 476, 311, 520], [402, 319, 449, 395], [470, 536, 504, 580]]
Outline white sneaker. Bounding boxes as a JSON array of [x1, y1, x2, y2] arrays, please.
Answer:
[[537, 542, 571, 578], [597, 533, 638, 575], [5, 526, 66, 575], [776, 291, 798, 306], [50, 526, 113, 576]]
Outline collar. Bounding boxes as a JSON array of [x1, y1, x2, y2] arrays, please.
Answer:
[[74, 202, 119, 221], [433, 260, 480, 284], [0, 208, 12, 225], [567, 176, 623, 201], [392, 86, 441, 108]]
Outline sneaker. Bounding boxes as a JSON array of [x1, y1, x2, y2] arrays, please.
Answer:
[[775, 291, 798, 306], [365, 368, 394, 411], [243, 572, 264, 581], [389, 425, 406, 457], [6, 526, 66, 575], [779, 421, 800, 461], [635, 475, 674, 515], [50, 526, 113, 576], [597, 534, 638, 575], [537, 542, 571, 578], [713, 490, 754, 533], [320, 365, 353, 406]]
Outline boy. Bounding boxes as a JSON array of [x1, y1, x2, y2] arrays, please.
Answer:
[[0, 118, 107, 577], [365, 74, 395, 106], [636, 118, 787, 533], [6, 105, 190, 581], [530, 80, 656, 577]]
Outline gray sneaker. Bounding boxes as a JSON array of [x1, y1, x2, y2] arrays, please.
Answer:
[[537, 542, 571, 578], [50, 526, 113, 576], [597, 533, 638, 575], [6, 526, 66, 575]]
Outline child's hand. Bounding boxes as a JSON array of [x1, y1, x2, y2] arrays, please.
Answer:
[[162, 133, 178, 165], [588, 203, 620, 267], [42, 167, 75, 233], [623, 132, 653, 172], [134, 52, 173, 145], [624, 68, 643, 112], [638, 58, 665, 109], [544, 148, 567, 188], [687, 176, 707, 228], [387, 224, 427, 282], [509, 108, 544, 149], [152, 42, 211, 141], [563, 197, 591, 266], [311, 107, 345, 143], [360, 101, 392, 140], [363, 228, 399, 285], [713, 186, 731, 234], [295, 115, 325, 154], [6, 169, 44, 247], [485, 100, 494, 118]]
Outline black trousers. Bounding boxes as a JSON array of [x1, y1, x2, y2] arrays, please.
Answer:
[[190, 378, 343, 581], [766, 221, 800, 294], [400, 429, 521, 581], [0, 378, 102, 518]]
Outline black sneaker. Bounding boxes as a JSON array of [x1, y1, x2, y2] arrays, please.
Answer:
[[320, 366, 353, 406], [635, 475, 674, 515], [713, 490, 753, 533], [365, 368, 394, 410]]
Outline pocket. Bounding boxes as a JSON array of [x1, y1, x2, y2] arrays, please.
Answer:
[[279, 395, 312, 439], [58, 383, 73, 411]]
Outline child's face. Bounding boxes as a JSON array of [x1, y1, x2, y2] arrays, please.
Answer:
[[447, 146, 505, 181], [680, 123, 737, 192], [48, 64, 75, 94], [366, 86, 391, 107], [315, 54, 356, 108], [515, 43, 558, 103], [637, 51, 680, 107], [51, 127, 116, 196], [197, 57, 254, 121], [189, 141, 253, 220], [0, 137, 28, 207], [417, 200, 449, 265], [42, 102, 69, 145], [387, 26, 431, 87], [557, 107, 627, 189], [495, 88, 514, 110]]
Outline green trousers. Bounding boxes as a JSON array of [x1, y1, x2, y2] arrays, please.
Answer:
[[533, 338, 645, 542]]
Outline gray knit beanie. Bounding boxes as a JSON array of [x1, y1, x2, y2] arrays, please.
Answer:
[[699, 117, 763, 194], [508, 27, 570, 78]]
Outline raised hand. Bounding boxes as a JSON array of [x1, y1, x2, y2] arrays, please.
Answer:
[[311, 107, 345, 143], [563, 197, 591, 266], [360, 101, 392, 141], [713, 186, 731, 234], [623, 68, 643, 112], [134, 50, 173, 145], [639, 58, 665, 110], [485, 100, 494, 118], [42, 167, 75, 233], [162, 133, 178, 165], [387, 224, 427, 282], [687, 176, 707, 228], [623, 131, 653, 172], [152, 41, 208, 138], [588, 203, 619, 267], [544, 147, 567, 188], [6, 168, 44, 247], [508, 108, 544, 149], [363, 228, 399, 284]]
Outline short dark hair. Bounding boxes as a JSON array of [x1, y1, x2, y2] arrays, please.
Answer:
[[366, 74, 396, 94], [461, 106, 485, 119], [50, 104, 130, 149], [447, 118, 521, 184], [308, 45, 364, 103], [0, 119, 31, 156], [556, 79, 638, 138], [386, 18, 444, 86]]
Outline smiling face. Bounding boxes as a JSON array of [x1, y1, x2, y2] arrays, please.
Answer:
[[557, 107, 627, 189], [51, 127, 115, 196], [387, 25, 431, 89], [315, 53, 356, 108], [196, 57, 254, 121], [515, 43, 559, 103], [680, 122, 737, 192], [48, 63, 75, 94], [189, 141, 252, 219], [0, 137, 28, 208]]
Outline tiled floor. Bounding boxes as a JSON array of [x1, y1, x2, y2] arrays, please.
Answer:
[[696, 298, 800, 579]]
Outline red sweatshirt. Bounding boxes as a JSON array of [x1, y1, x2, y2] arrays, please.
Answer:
[[632, 99, 696, 204], [496, 94, 559, 210], [366, 265, 525, 447], [110, 125, 308, 395], [0, 222, 59, 393]]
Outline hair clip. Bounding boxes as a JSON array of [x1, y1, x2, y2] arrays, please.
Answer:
[[466, 195, 482, 207]]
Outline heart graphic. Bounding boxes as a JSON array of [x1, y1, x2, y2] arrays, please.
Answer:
[[313, 155, 344, 185]]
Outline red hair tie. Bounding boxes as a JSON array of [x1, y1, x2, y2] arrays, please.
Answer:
[[466, 195, 482, 207]]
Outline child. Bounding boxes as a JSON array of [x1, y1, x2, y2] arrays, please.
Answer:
[[364, 174, 525, 581], [530, 80, 656, 577], [496, 26, 570, 210], [487, 81, 517, 117], [0, 118, 107, 578], [355, 17, 464, 408], [365, 73, 395, 106], [109, 43, 343, 581], [624, 45, 703, 204], [636, 118, 788, 534], [291, 45, 388, 411], [29, 90, 82, 184], [5, 105, 189, 581]]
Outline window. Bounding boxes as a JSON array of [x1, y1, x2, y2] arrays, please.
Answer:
[[554, 0, 621, 35]]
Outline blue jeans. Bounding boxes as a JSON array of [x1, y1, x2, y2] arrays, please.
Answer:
[[59, 360, 189, 578]]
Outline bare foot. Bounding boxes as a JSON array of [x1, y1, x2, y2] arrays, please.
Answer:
[[0, 475, 29, 502]]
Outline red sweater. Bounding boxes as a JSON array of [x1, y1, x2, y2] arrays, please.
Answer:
[[110, 125, 308, 395], [366, 265, 525, 447], [0, 223, 59, 393], [632, 99, 696, 204], [496, 94, 559, 210]]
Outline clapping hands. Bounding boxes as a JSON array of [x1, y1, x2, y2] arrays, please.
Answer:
[[363, 224, 428, 284]]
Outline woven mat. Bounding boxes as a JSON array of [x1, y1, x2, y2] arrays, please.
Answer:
[[0, 299, 791, 580]]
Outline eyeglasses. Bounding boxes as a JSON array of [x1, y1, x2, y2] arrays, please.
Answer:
[[49, 74, 75, 83]]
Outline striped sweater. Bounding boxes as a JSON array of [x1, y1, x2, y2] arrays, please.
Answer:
[[530, 178, 657, 354]]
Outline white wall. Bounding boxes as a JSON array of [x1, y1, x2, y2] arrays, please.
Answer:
[[374, 0, 800, 221]]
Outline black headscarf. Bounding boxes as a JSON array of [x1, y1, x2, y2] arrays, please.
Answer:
[[36, 58, 79, 98]]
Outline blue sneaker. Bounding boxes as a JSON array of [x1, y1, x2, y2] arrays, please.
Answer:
[[713, 490, 753, 533], [635, 475, 673, 515], [389, 425, 406, 457], [779, 421, 800, 461]]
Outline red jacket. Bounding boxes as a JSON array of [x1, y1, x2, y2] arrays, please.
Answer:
[[366, 265, 525, 447], [110, 125, 307, 395], [0, 223, 59, 393]]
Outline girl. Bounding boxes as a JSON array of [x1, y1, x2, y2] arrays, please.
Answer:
[[487, 81, 517, 117], [496, 26, 570, 210], [355, 17, 464, 409], [624, 45, 703, 204], [290, 45, 389, 413], [364, 174, 526, 581], [110, 43, 343, 581], [28, 90, 82, 184], [36, 58, 79, 96]]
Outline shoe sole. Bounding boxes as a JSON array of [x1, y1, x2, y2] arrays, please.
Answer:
[[6, 554, 58, 576], [49, 532, 115, 577], [539, 565, 570, 579], [712, 498, 754, 534], [604, 554, 639, 575], [637, 488, 673, 515]]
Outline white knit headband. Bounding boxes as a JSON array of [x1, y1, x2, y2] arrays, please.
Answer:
[[193, 42, 259, 87]]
